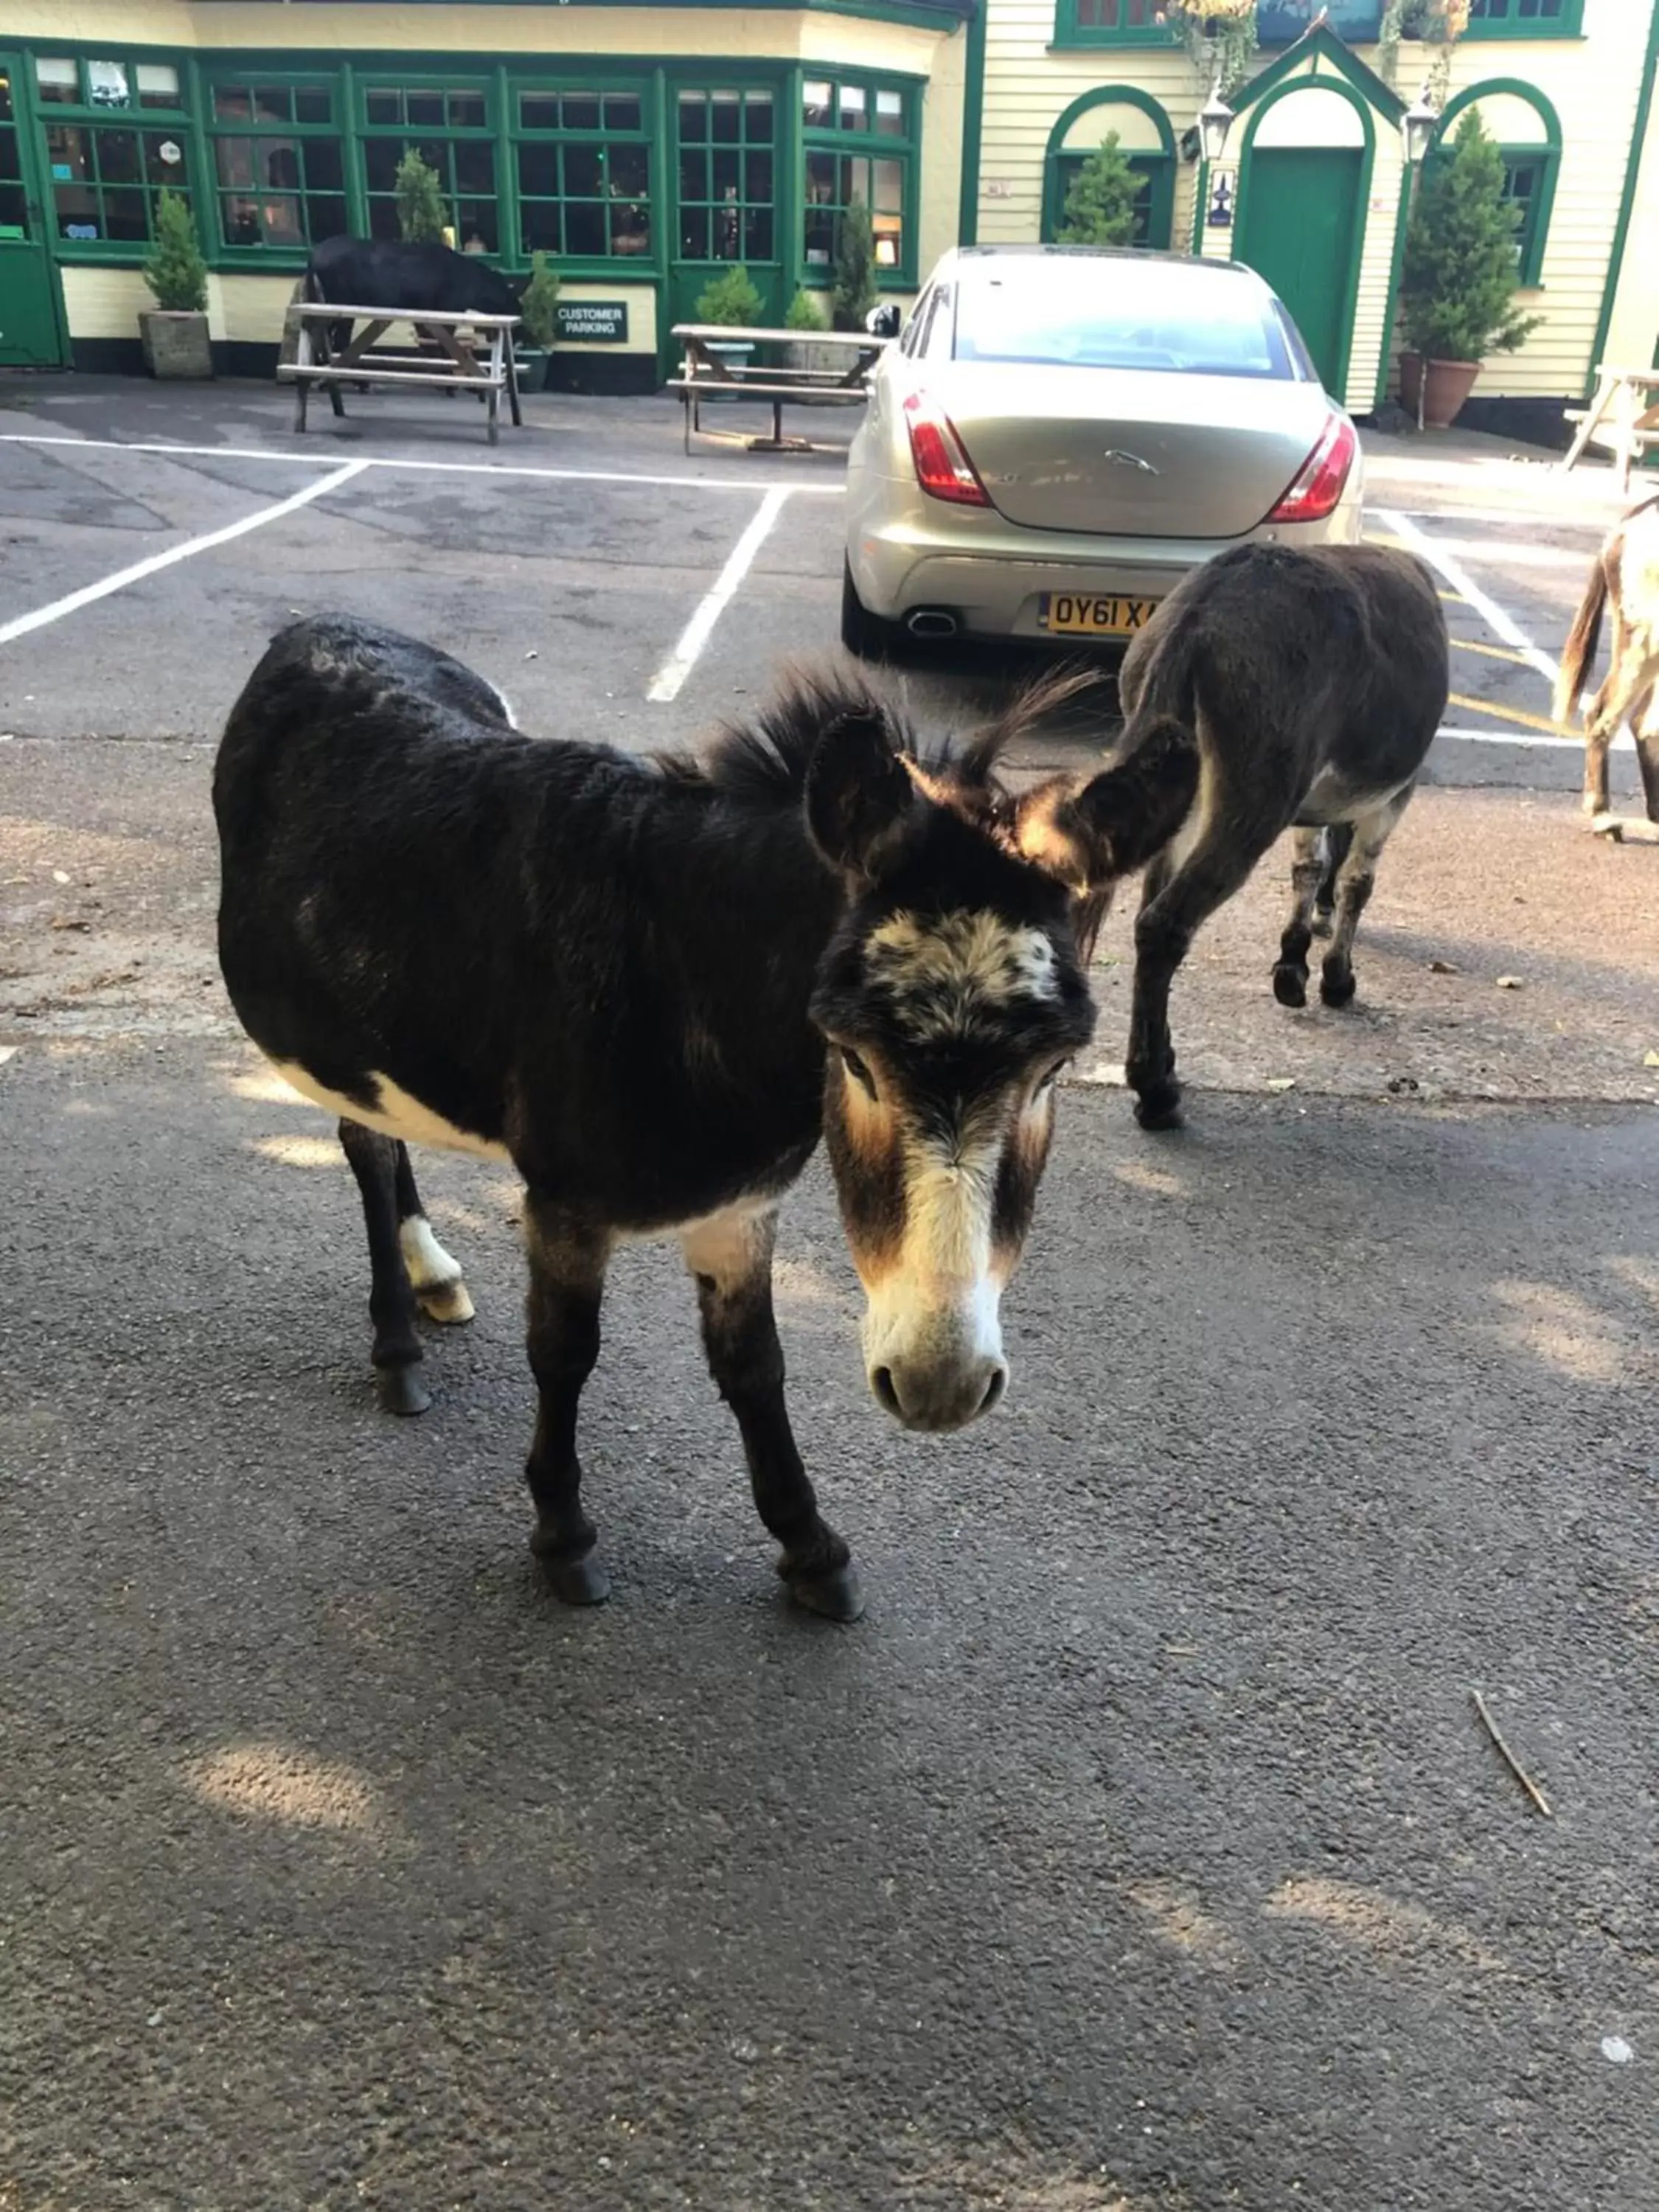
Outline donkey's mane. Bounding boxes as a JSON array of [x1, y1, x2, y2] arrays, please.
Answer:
[[655, 662, 1107, 814]]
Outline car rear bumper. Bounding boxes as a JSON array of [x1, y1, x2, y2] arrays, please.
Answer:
[[847, 478, 1366, 639]]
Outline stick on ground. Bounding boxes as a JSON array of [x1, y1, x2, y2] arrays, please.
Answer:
[[1472, 1689, 1553, 1817]]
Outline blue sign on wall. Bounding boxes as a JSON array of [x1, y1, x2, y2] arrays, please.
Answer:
[[1257, 0, 1382, 41]]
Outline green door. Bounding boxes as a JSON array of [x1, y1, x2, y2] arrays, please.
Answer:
[[1234, 146, 1362, 397], [0, 55, 65, 367]]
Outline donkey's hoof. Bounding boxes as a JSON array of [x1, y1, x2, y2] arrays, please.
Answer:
[[1272, 962, 1309, 1009], [417, 1279, 475, 1326], [376, 1363, 431, 1416], [1310, 911, 1334, 939], [535, 1545, 612, 1607], [785, 1557, 865, 1622], [1133, 1086, 1184, 1132], [1320, 966, 1358, 1009]]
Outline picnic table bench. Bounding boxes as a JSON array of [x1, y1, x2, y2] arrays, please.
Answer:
[[1561, 364, 1659, 493], [667, 323, 892, 454], [279, 302, 524, 444]]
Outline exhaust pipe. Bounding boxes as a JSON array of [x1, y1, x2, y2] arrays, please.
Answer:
[[905, 608, 959, 638]]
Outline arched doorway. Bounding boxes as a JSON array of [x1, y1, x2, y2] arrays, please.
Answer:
[[1234, 82, 1373, 397]]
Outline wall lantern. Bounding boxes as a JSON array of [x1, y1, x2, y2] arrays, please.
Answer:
[[1197, 79, 1235, 164], [1402, 84, 1439, 168]]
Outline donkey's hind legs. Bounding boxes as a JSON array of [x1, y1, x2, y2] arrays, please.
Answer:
[[683, 1206, 862, 1621], [338, 1119, 432, 1416], [1273, 828, 1327, 1008], [524, 1201, 612, 1605], [1319, 789, 1415, 1008]]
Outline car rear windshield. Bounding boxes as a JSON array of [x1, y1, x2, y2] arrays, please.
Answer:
[[952, 259, 1304, 381]]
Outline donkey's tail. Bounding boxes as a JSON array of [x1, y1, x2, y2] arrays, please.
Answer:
[[1554, 554, 1608, 729], [301, 260, 324, 305]]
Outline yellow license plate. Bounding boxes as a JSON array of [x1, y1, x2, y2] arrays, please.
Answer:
[[1040, 593, 1159, 637]]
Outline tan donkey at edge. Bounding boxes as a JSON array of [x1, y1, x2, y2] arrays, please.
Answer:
[[1555, 494, 1659, 841]]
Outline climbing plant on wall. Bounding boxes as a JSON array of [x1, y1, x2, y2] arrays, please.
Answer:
[[1161, 0, 1259, 99]]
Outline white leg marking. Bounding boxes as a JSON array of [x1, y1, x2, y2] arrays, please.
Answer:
[[400, 1215, 474, 1324]]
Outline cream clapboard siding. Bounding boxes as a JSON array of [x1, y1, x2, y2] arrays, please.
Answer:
[[58, 265, 153, 340], [3, 3, 945, 71], [978, 0, 1652, 406]]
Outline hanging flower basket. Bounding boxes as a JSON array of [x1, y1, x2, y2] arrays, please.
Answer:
[[1159, 1, 1259, 96]]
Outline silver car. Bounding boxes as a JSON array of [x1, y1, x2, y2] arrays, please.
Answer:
[[842, 244, 1364, 657]]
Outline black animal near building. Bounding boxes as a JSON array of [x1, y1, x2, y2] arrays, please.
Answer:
[[213, 619, 1193, 1621]]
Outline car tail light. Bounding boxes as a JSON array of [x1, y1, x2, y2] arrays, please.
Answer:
[[903, 389, 991, 507], [1266, 414, 1357, 524]]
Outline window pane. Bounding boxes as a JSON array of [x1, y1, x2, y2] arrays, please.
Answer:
[[605, 94, 641, 132], [804, 208, 834, 265], [712, 147, 740, 199], [563, 92, 601, 131], [454, 140, 494, 194], [0, 184, 22, 229], [216, 137, 255, 187], [680, 148, 706, 201], [306, 139, 344, 190], [873, 213, 901, 268], [519, 142, 559, 197], [136, 64, 181, 109], [368, 198, 399, 240], [251, 139, 298, 189], [611, 143, 649, 197], [805, 151, 836, 203], [875, 90, 903, 136], [366, 90, 401, 125], [103, 189, 151, 240], [214, 86, 254, 123], [456, 203, 497, 251], [521, 91, 559, 130], [407, 91, 444, 127], [258, 195, 303, 244], [745, 148, 773, 203], [678, 93, 708, 142], [564, 144, 602, 197], [308, 195, 347, 242], [803, 80, 832, 129], [100, 130, 142, 185], [364, 139, 401, 189], [255, 86, 292, 124], [610, 195, 650, 255], [148, 134, 187, 184], [839, 83, 867, 130], [295, 87, 332, 125], [522, 201, 562, 254], [746, 91, 774, 142], [36, 58, 80, 105], [745, 208, 773, 260], [873, 158, 903, 212], [221, 193, 258, 244], [449, 91, 486, 128], [566, 202, 603, 255], [87, 60, 131, 109], [679, 207, 708, 257], [711, 91, 741, 145]]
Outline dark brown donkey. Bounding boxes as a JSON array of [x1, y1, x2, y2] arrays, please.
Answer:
[[215, 619, 1194, 1619], [1016, 543, 1449, 1130]]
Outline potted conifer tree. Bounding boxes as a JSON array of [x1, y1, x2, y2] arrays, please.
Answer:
[[1397, 108, 1543, 430], [139, 189, 212, 380], [831, 199, 878, 332], [694, 264, 765, 371], [515, 251, 560, 392], [1057, 131, 1141, 248]]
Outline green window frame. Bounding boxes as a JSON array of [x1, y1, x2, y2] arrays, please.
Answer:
[[675, 85, 776, 266], [206, 74, 347, 254], [357, 77, 500, 254], [515, 83, 653, 264], [1432, 80, 1561, 289], [1050, 0, 1175, 51], [1466, 0, 1585, 35], [801, 72, 917, 288], [32, 52, 191, 253]]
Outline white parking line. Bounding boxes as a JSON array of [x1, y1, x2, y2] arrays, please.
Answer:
[[647, 487, 790, 704], [0, 431, 845, 497], [1438, 724, 1631, 751], [1374, 507, 1560, 691], [0, 458, 370, 647]]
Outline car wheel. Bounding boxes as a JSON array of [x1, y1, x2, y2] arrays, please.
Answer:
[[841, 559, 904, 662]]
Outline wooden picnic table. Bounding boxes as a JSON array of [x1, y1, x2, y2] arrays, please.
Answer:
[[279, 302, 524, 444], [1561, 364, 1659, 493], [668, 323, 892, 454]]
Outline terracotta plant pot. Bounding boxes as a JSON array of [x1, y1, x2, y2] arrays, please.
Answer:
[[1399, 352, 1481, 431], [139, 309, 212, 380]]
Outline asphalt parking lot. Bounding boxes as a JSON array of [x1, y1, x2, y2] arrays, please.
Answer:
[[2, 378, 1657, 2212]]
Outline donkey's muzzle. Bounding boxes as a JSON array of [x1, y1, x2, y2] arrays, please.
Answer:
[[870, 1354, 1008, 1433]]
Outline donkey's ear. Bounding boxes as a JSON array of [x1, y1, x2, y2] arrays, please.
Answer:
[[1012, 717, 1198, 888], [805, 707, 914, 881]]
